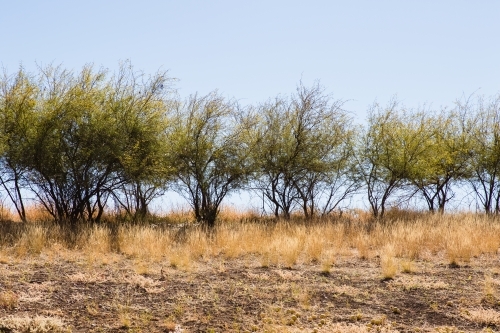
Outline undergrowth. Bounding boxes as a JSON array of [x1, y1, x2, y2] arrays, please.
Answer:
[[0, 208, 499, 269]]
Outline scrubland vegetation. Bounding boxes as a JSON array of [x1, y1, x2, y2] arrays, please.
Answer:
[[2, 63, 500, 227], [1, 64, 500, 332], [0, 208, 499, 332]]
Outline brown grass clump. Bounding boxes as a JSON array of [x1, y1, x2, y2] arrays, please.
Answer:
[[217, 205, 261, 223], [320, 248, 336, 275], [482, 273, 498, 303], [380, 244, 398, 280], [120, 225, 170, 262], [81, 225, 112, 261], [0, 290, 18, 310], [0, 316, 69, 333], [400, 259, 417, 274], [24, 205, 54, 222], [280, 236, 304, 269], [462, 308, 500, 326], [168, 247, 192, 270], [352, 232, 373, 259], [14, 225, 47, 257], [0, 204, 16, 221]]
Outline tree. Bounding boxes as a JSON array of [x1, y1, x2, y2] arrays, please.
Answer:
[[0, 68, 38, 222], [358, 100, 434, 218], [292, 84, 358, 218], [252, 97, 299, 219], [108, 64, 174, 221], [168, 92, 255, 228], [462, 94, 500, 214], [28, 65, 117, 226], [253, 82, 357, 219], [28, 63, 173, 226], [407, 108, 473, 213]]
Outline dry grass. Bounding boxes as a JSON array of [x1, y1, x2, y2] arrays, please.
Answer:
[[0, 290, 18, 310], [3, 207, 499, 265], [1, 209, 500, 331], [389, 275, 450, 291], [2, 210, 500, 273], [0, 315, 69, 333], [483, 273, 497, 301], [380, 244, 398, 280], [13, 225, 47, 257], [320, 248, 336, 275], [462, 308, 500, 326], [400, 259, 417, 273], [24, 205, 54, 222]]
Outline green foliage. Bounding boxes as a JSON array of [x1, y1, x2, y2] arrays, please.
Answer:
[[358, 99, 436, 217], [30, 65, 124, 224], [0, 68, 38, 222], [0, 63, 173, 226], [359, 98, 475, 217], [1, 63, 500, 224], [108, 64, 174, 220], [406, 108, 474, 212], [461, 94, 500, 214], [168, 92, 256, 227], [358, 100, 409, 217], [253, 82, 357, 219]]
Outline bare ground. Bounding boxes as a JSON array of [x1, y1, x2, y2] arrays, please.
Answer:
[[1, 250, 499, 332]]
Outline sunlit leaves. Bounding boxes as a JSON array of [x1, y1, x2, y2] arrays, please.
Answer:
[[168, 92, 255, 227]]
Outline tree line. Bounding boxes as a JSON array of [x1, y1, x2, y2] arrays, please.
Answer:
[[1, 64, 499, 228]]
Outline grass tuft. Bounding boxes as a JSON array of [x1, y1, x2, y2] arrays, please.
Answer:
[[0, 290, 18, 310], [0, 315, 69, 333], [380, 244, 398, 280]]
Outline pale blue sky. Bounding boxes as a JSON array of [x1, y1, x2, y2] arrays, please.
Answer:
[[2, 0, 499, 117], [1, 1, 499, 211]]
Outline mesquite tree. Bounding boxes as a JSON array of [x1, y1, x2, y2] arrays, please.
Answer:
[[13, 63, 173, 226], [168, 92, 255, 228], [358, 100, 434, 217], [0, 68, 38, 222], [253, 82, 357, 219], [461, 94, 500, 214]]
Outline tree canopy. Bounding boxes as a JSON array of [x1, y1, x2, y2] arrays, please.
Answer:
[[0, 64, 499, 226]]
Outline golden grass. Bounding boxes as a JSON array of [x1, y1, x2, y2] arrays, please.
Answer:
[[0, 204, 16, 221], [24, 205, 54, 222], [0, 210, 499, 274], [380, 244, 398, 280], [14, 225, 47, 256], [320, 248, 336, 275]]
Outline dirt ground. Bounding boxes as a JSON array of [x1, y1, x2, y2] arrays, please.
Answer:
[[1, 249, 499, 333]]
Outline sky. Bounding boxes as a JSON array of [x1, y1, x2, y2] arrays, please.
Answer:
[[1, 0, 500, 210]]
